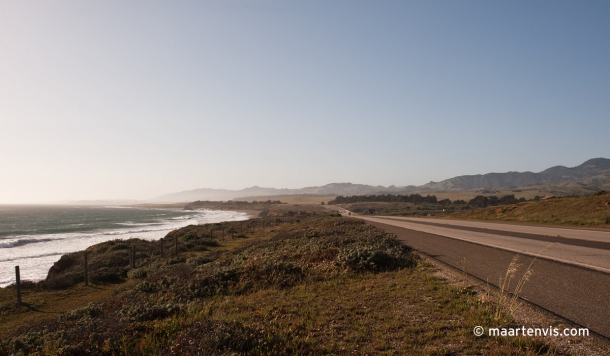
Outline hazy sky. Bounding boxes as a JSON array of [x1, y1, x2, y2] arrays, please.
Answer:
[[1, 1, 608, 203]]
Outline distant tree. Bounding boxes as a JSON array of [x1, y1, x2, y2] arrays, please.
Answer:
[[468, 196, 489, 208], [327, 193, 439, 205], [468, 195, 520, 208], [321, 202, 325, 205]]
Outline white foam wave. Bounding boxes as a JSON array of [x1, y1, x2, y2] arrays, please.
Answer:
[[0, 238, 55, 249], [2, 252, 65, 263], [116, 222, 163, 226]]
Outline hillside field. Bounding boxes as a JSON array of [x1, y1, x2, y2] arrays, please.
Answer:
[[445, 191, 610, 228]]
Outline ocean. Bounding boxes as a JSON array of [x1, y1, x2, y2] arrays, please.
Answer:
[[0, 205, 249, 287]]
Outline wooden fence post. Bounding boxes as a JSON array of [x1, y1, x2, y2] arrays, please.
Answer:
[[129, 247, 133, 268], [129, 246, 135, 269], [15, 266, 22, 306], [84, 252, 89, 286]]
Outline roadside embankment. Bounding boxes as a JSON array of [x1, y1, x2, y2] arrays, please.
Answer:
[[446, 191, 610, 228]]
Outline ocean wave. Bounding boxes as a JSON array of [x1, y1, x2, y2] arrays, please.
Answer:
[[0, 238, 55, 249], [0, 252, 65, 263], [0, 279, 15, 286], [169, 216, 194, 220], [0, 211, 227, 249], [0, 209, 247, 287], [101, 226, 173, 236], [116, 222, 163, 226]]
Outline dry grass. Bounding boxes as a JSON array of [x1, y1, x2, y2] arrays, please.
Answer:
[[446, 191, 610, 227], [493, 256, 534, 321], [0, 281, 131, 339], [190, 266, 553, 355]]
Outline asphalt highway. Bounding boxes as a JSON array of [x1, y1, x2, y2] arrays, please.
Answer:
[[357, 216, 610, 338]]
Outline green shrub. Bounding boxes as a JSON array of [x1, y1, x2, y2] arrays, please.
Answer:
[[44, 272, 83, 289], [182, 233, 198, 241], [119, 302, 180, 322], [127, 268, 147, 279], [61, 303, 103, 321], [336, 242, 415, 272], [304, 231, 320, 238], [166, 257, 186, 265], [136, 281, 157, 293], [109, 243, 129, 251], [188, 256, 212, 266]]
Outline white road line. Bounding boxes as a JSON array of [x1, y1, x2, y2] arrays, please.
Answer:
[[360, 216, 610, 274]]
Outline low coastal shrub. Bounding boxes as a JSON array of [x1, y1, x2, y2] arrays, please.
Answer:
[[1, 215, 425, 355], [165, 257, 186, 265], [119, 302, 181, 322], [336, 244, 414, 272], [187, 256, 212, 266], [60, 302, 103, 321], [127, 268, 147, 279]]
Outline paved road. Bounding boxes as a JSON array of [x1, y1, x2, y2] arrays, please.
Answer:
[[357, 216, 610, 338], [363, 216, 610, 273]]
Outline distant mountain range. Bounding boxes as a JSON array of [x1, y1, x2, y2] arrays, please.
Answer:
[[154, 158, 610, 202], [418, 158, 610, 191], [154, 183, 408, 202]]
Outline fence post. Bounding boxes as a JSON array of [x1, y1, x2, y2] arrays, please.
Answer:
[[15, 266, 22, 306], [84, 252, 89, 286]]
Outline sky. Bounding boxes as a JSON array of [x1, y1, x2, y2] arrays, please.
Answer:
[[1, 0, 608, 203]]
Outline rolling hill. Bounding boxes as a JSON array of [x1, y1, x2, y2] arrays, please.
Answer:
[[418, 158, 610, 191], [154, 158, 609, 202]]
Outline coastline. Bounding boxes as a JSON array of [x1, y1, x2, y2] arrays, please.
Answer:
[[0, 207, 249, 287], [187, 208, 260, 219], [127, 202, 261, 219]]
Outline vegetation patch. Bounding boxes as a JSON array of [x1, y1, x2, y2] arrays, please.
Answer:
[[446, 191, 610, 227], [0, 214, 563, 355]]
